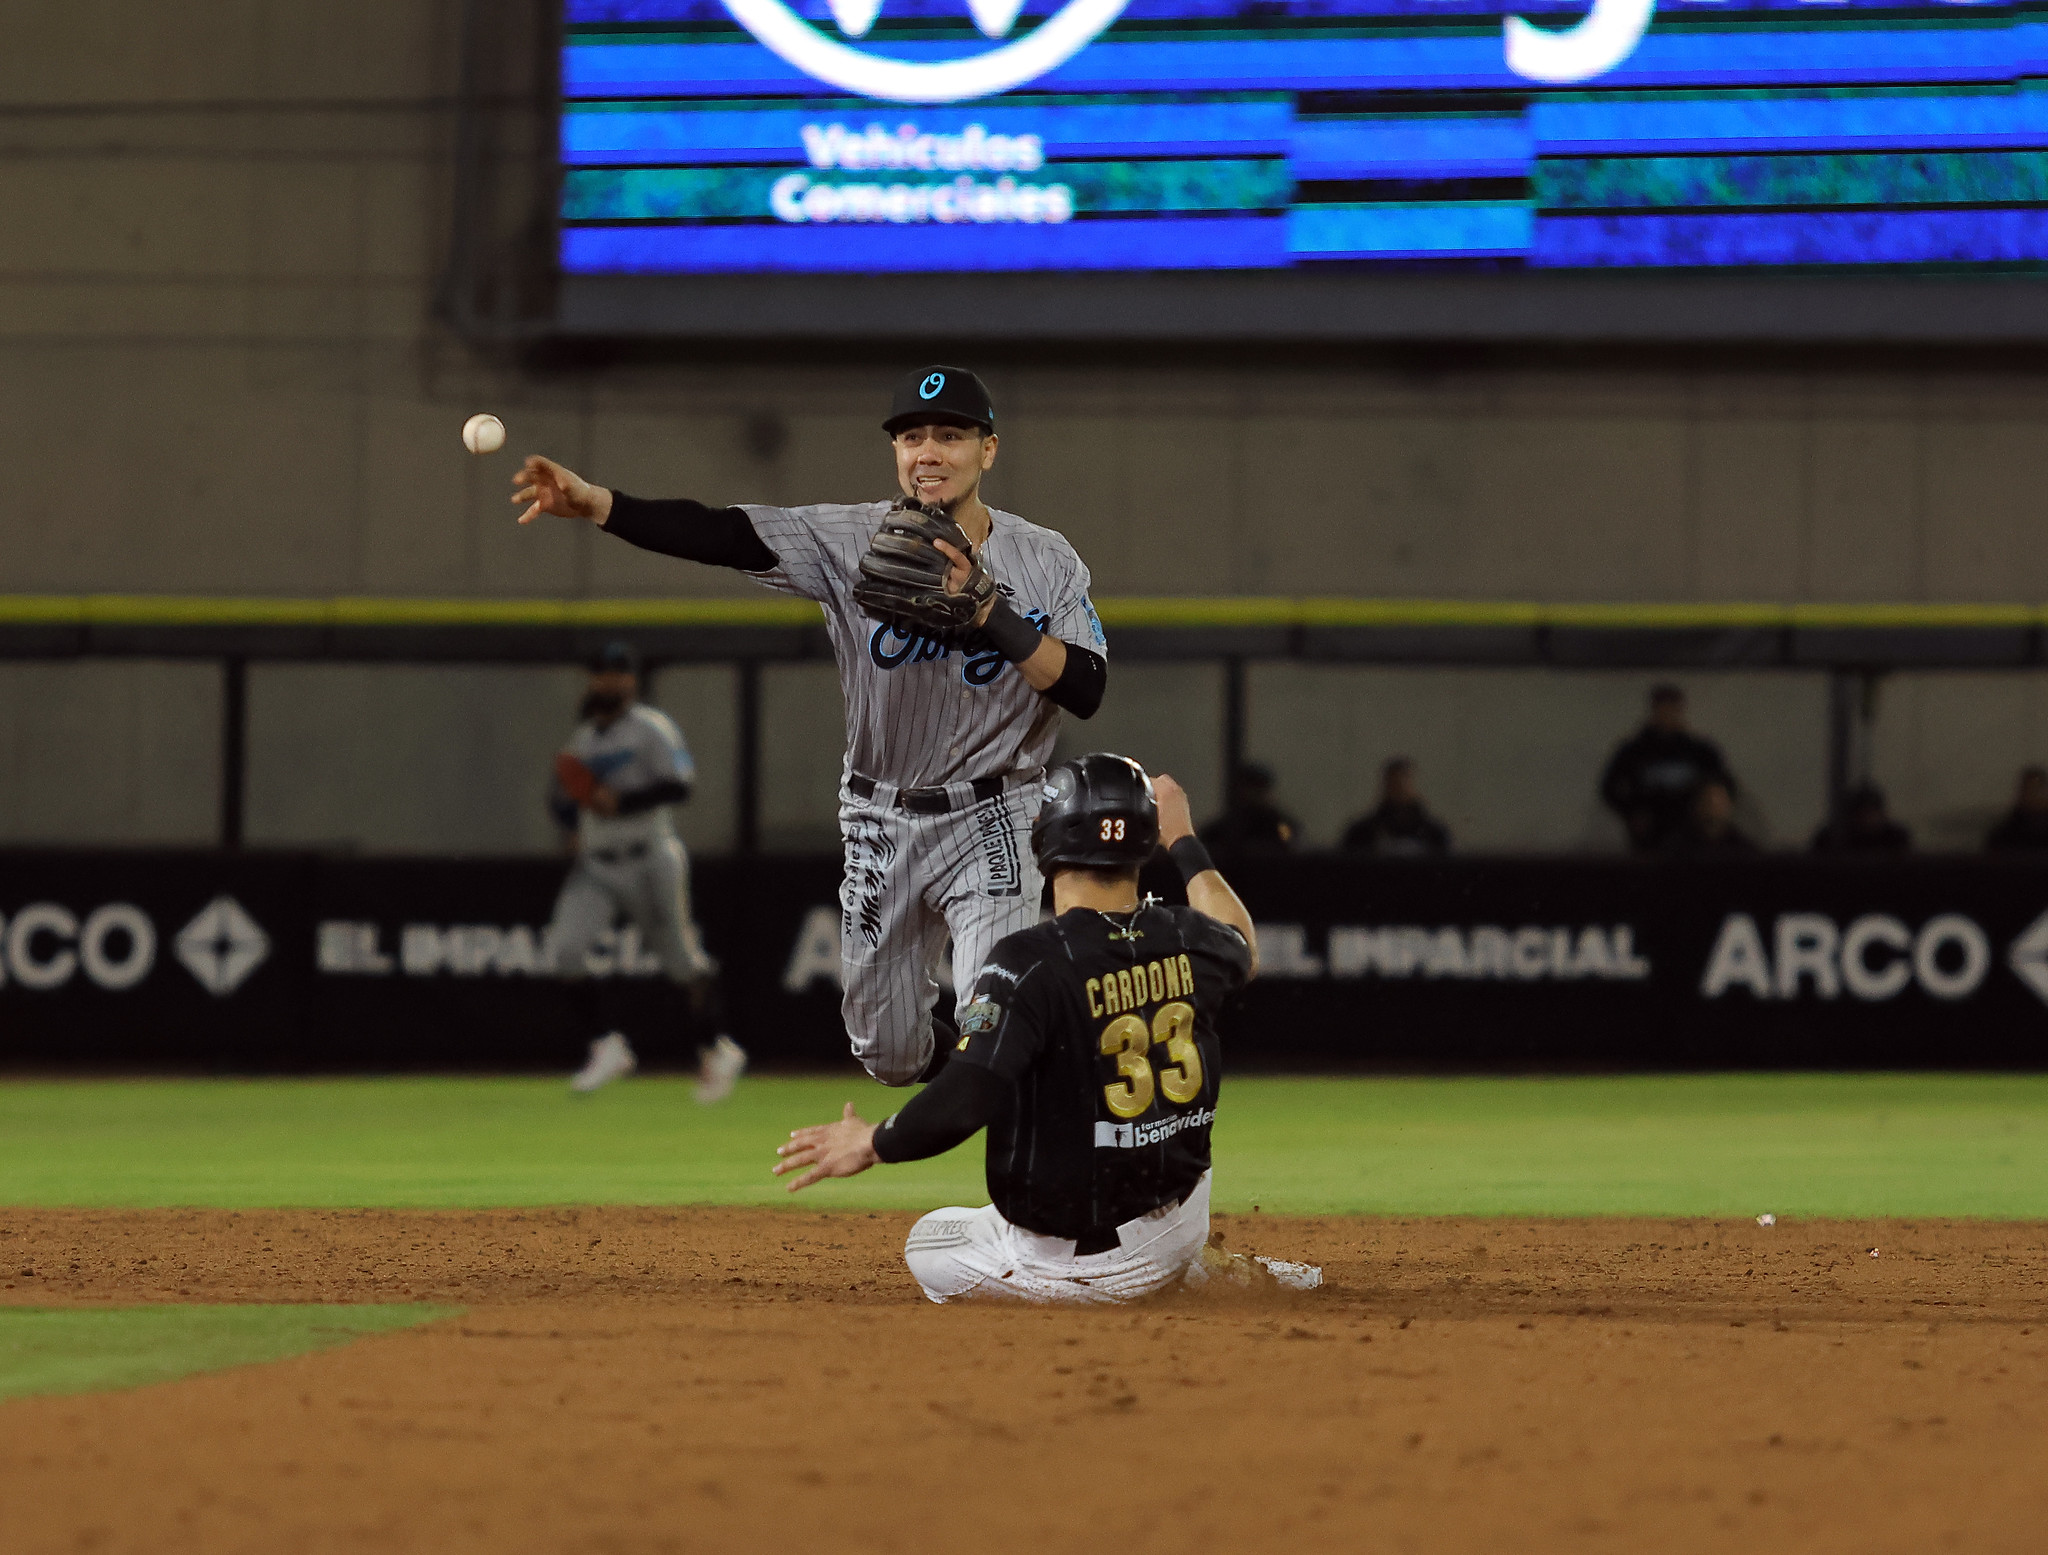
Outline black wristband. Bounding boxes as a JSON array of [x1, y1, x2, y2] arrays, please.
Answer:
[[979, 596, 1044, 663], [1169, 836, 1216, 883]]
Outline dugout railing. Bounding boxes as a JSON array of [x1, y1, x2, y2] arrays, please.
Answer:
[[6, 595, 2048, 851]]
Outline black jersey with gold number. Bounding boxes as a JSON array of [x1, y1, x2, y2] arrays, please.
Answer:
[[950, 900, 1252, 1243]]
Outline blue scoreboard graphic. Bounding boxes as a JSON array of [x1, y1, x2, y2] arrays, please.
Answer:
[[561, 0, 2048, 273]]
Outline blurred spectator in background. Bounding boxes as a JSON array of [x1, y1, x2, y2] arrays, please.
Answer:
[[1660, 778, 1756, 857], [1985, 765, 2048, 852], [1810, 784, 1912, 854], [1600, 684, 1737, 853], [1342, 757, 1451, 856], [1199, 762, 1298, 855]]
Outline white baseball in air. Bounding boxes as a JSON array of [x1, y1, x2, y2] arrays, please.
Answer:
[[462, 413, 506, 455]]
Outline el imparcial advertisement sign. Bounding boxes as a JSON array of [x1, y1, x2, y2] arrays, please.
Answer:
[[9, 851, 2048, 1071], [561, 0, 2048, 275]]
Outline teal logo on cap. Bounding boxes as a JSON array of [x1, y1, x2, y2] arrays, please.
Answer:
[[919, 372, 946, 399]]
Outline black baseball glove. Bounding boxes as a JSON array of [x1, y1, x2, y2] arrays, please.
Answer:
[[851, 498, 997, 643]]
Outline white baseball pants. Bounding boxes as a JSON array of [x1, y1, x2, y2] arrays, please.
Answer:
[[546, 836, 717, 985], [838, 774, 1043, 1086], [903, 1172, 1213, 1305]]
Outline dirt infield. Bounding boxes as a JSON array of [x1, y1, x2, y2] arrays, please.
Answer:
[[3, 1209, 2044, 1554]]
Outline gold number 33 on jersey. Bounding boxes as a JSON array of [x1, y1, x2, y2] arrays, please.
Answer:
[[1099, 1000, 1203, 1119]]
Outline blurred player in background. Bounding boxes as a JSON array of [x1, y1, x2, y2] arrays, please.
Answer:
[[547, 641, 745, 1101], [774, 753, 1319, 1303], [513, 366, 1107, 1089]]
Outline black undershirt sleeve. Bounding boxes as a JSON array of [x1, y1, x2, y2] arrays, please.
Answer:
[[612, 778, 692, 815], [603, 492, 777, 572], [871, 1061, 1010, 1163], [1043, 644, 1107, 719]]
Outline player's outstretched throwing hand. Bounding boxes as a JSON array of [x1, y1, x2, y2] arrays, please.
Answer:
[[773, 1101, 881, 1192], [513, 455, 614, 527]]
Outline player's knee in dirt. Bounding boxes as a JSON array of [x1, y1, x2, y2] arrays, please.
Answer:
[[903, 1211, 983, 1300]]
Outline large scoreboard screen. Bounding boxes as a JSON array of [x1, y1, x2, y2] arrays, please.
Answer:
[[560, 0, 2048, 283]]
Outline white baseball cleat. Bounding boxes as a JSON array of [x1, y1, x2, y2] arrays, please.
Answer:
[[1183, 1234, 1324, 1293], [1253, 1255, 1324, 1291], [570, 1032, 637, 1093], [694, 1034, 747, 1104]]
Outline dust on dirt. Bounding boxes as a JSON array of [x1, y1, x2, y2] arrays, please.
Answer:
[[2, 1208, 2044, 1554]]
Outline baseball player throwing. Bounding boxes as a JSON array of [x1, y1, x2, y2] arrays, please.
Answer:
[[514, 367, 1107, 1086], [548, 641, 744, 1100], [774, 754, 1318, 1303]]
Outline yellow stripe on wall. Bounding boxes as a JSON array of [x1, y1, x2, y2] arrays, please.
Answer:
[[1, 596, 2045, 632]]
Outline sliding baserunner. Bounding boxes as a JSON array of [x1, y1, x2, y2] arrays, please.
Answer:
[[775, 754, 1321, 1304]]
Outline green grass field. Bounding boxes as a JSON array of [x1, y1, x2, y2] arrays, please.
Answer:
[[0, 1305, 453, 1402], [4, 1073, 2047, 1218]]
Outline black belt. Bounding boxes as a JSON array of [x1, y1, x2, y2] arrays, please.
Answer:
[[588, 842, 650, 864], [848, 773, 1005, 815]]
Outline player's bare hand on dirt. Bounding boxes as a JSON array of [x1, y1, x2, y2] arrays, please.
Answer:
[[513, 456, 614, 527], [1153, 773, 1195, 846], [774, 1102, 880, 1191]]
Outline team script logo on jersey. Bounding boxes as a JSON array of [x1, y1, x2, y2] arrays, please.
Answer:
[[867, 605, 1052, 687]]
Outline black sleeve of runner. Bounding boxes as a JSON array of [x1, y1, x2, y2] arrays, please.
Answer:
[[1043, 644, 1106, 719], [871, 1060, 1010, 1164], [603, 492, 777, 572], [612, 778, 692, 816]]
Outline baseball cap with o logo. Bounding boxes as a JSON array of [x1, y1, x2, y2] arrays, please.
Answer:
[[885, 365, 996, 434]]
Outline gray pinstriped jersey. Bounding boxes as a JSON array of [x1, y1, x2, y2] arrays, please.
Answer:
[[741, 501, 1106, 789], [562, 704, 695, 849]]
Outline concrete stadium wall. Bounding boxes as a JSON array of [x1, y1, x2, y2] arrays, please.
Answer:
[[6, 0, 2048, 854]]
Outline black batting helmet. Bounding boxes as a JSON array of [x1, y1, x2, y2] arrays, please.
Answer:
[[1032, 753, 1159, 872]]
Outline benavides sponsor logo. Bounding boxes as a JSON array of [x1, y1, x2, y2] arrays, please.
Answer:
[[1096, 1107, 1216, 1150]]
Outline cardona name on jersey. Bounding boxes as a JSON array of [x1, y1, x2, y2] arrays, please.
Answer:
[[1095, 1107, 1217, 1150]]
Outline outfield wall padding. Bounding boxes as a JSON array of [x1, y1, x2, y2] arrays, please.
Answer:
[[3, 850, 2048, 1071]]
